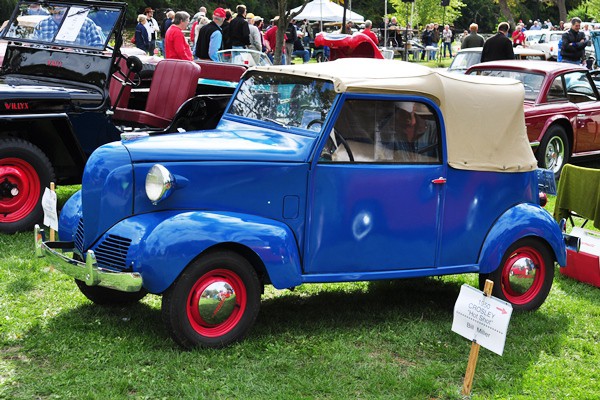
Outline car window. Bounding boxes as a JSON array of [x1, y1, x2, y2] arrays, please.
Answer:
[[546, 76, 566, 101], [468, 69, 544, 101], [228, 72, 336, 130], [448, 51, 481, 72], [319, 100, 441, 164], [2, 1, 119, 49], [564, 71, 598, 103]]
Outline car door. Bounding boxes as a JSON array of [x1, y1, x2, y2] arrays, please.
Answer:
[[303, 96, 446, 274], [564, 71, 600, 152]]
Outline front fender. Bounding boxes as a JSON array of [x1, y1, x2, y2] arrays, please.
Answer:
[[478, 203, 566, 274], [100, 211, 303, 293]]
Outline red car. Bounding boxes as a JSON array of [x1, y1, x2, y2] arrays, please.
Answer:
[[467, 60, 600, 176]]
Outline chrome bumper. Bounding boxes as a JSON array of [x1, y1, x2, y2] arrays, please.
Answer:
[[34, 225, 143, 292]]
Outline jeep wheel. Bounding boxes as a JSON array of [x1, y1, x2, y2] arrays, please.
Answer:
[[75, 279, 148, 305], [0, 139, 55, 234], [480, 238, 554, 311], [162, 251, 261, 349]]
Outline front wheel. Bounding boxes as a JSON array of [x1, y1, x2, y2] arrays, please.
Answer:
[[0, 138, 55, 233], [75, 280, 148, 305], [162, 251, 261, 349], [480, 238, 554, 311], [537, 125, 569, 178]]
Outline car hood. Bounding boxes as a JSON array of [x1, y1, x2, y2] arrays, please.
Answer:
[[124, 119, 317, 163], [0, 76, 103, 111]]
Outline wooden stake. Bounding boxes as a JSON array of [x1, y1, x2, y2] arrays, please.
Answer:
[[461, 279, 494, 396], [49, 182, 55, 242]]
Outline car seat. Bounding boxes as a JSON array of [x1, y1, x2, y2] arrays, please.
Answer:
[[113, 59, 203, 129]]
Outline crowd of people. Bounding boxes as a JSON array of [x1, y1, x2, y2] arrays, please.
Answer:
[[461, 17, 592, 65], [132, 4, 323, 65], [130, 4, 595, 68]]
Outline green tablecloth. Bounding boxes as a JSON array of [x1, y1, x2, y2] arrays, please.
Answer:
[[554, 164, 600, 228]]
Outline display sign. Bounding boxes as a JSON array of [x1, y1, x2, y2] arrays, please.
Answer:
[[452, 284, 513, 355], [42, 187, 58, 231]]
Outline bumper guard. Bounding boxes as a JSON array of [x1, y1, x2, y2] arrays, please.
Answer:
[[34, 225, 143, 292]]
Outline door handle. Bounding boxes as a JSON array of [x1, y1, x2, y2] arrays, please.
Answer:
[[432, 177, 447, 184]]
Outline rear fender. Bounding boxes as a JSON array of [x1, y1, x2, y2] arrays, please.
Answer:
[[103, 211, 303, 293], [478, 203, 566, 273]]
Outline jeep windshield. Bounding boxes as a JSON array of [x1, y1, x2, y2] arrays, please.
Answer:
[[228, 72, 337, 131], [1, 1, 123, 51]]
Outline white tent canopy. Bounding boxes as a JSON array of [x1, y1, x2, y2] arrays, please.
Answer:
[[290, 0, 365, 22]]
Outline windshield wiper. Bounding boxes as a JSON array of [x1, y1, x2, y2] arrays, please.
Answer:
[[264, 118, 289, 129]]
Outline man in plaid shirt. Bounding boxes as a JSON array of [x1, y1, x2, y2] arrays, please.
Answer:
[[33, 6, 104, 47]]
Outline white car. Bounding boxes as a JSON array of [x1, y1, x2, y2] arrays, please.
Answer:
[[529, 31, 564, 60], [524, 29, 549, 47], [447, 46, 546, 74]]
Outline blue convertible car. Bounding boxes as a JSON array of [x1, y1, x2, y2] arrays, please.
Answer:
[[36, 59, 577, 349]]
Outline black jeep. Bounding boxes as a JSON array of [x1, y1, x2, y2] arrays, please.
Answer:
[[0, 0, 233, 234]]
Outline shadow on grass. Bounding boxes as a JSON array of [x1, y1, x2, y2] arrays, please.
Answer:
[[6, 276, 577, 398]]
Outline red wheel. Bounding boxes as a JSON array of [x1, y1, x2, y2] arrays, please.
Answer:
[[162, 251, 261, 349], [0, 158, 40, 222], [483, 238, 554, 311], [186, 269, 247, 338], [0, 139, 54, 233]]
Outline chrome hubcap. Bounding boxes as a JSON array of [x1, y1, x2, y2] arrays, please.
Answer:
[[507, 257, 537, 295], [545, 137, 564, 173], [198, 281, 237, 325]]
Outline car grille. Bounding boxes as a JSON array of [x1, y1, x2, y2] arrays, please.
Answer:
[[73, 218, 132, 271], [74, 218, 85, 253], [95, 235, 132, 271]]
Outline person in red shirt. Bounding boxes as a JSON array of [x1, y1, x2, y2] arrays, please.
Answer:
[[264, 17, 287, 64], [361, 20, 379, 45], [165, 11, 193, 61]]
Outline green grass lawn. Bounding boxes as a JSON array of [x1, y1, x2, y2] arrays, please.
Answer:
[[2, 188, 599, 399]]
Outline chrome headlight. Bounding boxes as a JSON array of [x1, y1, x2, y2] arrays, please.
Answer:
[[145, 164, 174, 205]]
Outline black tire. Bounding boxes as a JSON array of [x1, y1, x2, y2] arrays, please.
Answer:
[[75, 279, 148, 305], [161, 251, 261, 349], [480, 237, 554, 311], [537, 125, 569, 178], [316, 53, 327, 63], [0, 138, 55, 234]]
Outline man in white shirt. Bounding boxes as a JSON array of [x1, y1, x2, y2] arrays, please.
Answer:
[[246, 13, 262, 52], [144, 7, 159, 55]]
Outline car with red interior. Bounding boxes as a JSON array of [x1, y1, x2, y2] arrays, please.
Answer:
[[467, 60, 600, 177]]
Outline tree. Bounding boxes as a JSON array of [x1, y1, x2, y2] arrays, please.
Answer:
[[389, 0, 465, 29], [273, 0, 310, 65]]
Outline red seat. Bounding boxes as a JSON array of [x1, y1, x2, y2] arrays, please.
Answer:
[[109, 57, 134, 108], [195, 60, 246, 82], [114, 59, 203, 129]]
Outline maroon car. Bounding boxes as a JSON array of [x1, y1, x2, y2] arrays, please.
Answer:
[[467, 60, 600, 176]]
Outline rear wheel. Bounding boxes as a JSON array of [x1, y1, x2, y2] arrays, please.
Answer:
[[162, 251, 261, 349], [0, 138, 55, 234], [537, 125, 569, 178], [480, 238, 554, 311]]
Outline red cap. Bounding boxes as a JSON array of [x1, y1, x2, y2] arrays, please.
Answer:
[[213, 8, 226, 18]]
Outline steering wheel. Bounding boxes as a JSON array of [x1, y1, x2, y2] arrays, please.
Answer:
[[306, 118, 324, 132], [523, 84, 535, 93], [111, 55, 143, 87], [417, 142, 438, 155], [334, 132, 355, 162]]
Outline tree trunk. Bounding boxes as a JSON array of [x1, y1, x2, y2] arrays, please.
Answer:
[[273, 0, 310, 65], [554, 0, 567, 24], [496, 0, 515, 29]]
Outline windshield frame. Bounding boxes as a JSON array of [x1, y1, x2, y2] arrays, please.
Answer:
[[0, 0, 126, 52]]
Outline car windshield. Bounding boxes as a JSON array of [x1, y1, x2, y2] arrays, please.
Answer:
[[468, 69, 545, 101], [448, 51, 481, 72], [1, 1, 121, 50], [228, 72, 337, 131]]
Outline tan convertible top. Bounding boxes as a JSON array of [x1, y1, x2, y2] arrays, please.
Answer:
[[251, 59, 537, 172]]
